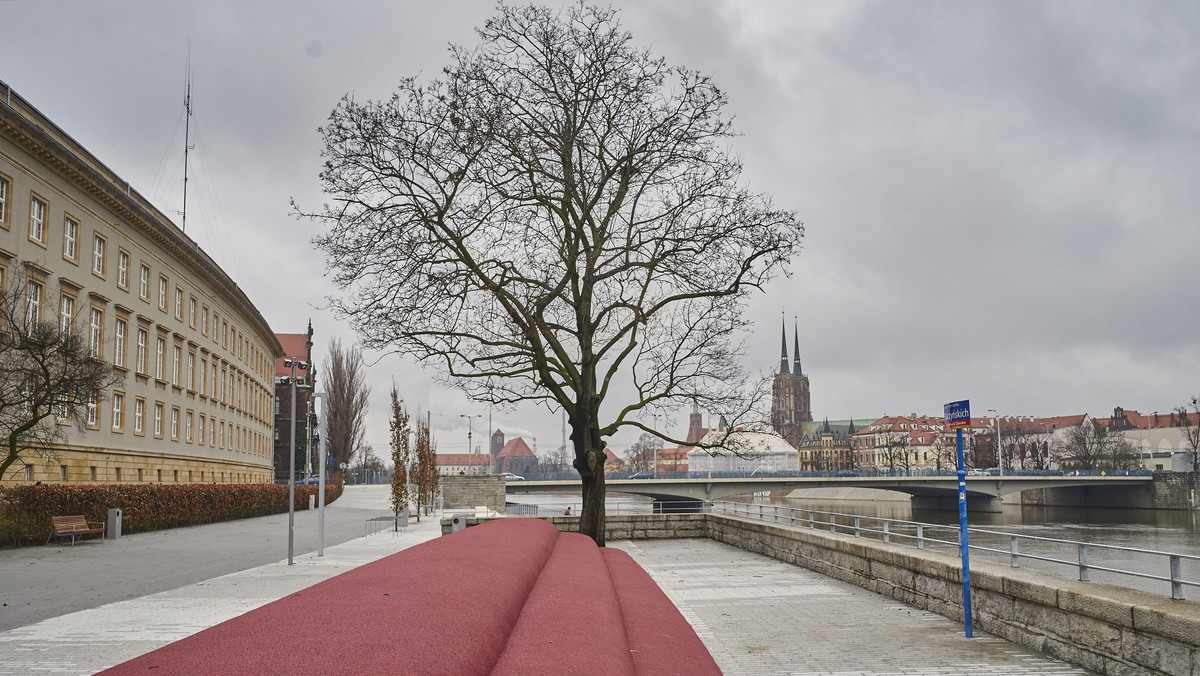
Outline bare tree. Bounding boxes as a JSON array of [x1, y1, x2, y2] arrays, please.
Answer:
[[0, 270, 123, 480], [389, 385, 412, 518], [878, 433, 909, 473], [623, 432, 659, 472], [304, 3, 802, 544], [353, 444, 387, 482], [1053, 419, 1138, 470], [324, 338, 370, 469], [1177, 400, 1200, 473]]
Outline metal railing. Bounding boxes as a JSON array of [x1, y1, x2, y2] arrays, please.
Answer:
[[712, 500, 1200, 600], [505, 500, 707, 517]]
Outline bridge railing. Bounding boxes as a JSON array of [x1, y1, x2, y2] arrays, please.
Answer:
[[516, 468, 1153, 481], [712, 501, 1199, 600]]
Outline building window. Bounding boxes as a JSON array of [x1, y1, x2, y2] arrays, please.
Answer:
[[212, 312, 219, 342], [59, 294, 75, 334], [0, 173, 9, 226], [156, 336, 165, 380], [89, 307, 103, 358], [199, 413, 206, 444], [136, 328, 148, 374], [29, 195, 46, 243], [172, 344, 181, 385], [117, 250, 129, 288], [170, 407, 179, 440], [139, 264, 150, 300], [174, 286, 183, 319], [92, 233, 106, 276], [158, 276, 168, 311], [201, 306, 208, 335], [200, 357, 208, 395], [111, 392, 124, 430], [63, 217, 78, 260], [114, 318, 127, 367], [187, 351, 195, 390], [189, 297, 197, 327], [25, 280, 42, 325], [209, 417, 215, 446], [86, 390, 98, 427], [115, 467, 121, 482], [154, 403, 163, 437], [134, 398, 145, 433], [186, 411, 193, 442]]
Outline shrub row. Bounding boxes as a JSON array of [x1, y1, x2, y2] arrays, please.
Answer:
[[0, 474, 344, 548]]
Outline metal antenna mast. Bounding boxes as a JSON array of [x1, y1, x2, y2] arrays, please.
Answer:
[[181, 60, 193, 233]]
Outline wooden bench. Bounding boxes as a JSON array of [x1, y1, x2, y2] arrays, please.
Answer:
[[45, 515, 105, 546]]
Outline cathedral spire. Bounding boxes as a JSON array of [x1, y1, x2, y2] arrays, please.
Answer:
[[793, 320, 802, 375], [779, 318, 790, 374]]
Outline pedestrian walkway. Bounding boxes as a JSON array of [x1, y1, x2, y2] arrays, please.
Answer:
[[1, 494, 1095, 675], [610, 538, 1093, 676]]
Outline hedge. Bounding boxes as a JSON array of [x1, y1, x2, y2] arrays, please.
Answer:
[[0, 474, 344, 548]]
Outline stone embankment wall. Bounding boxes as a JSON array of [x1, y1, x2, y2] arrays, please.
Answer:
[[705, 514, 1200, 676], [440, 475, 506, 513], [442, 512, 1200, 675]]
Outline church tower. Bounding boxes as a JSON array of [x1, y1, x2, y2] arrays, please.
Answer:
[[771, 318, 811, 448]]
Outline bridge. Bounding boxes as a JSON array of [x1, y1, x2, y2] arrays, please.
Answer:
[[505, 474, 1155, 512]]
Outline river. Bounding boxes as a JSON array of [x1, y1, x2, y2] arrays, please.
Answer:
[[509, 488, 1200, 599]]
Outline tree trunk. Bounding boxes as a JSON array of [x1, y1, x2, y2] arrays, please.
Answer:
[[571, 407, 607, 546]]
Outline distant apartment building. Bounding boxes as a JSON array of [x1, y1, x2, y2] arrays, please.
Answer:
[[273, 323, 316, 482], [0, 79, 281, 484]]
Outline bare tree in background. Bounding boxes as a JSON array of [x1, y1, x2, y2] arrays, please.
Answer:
[[389, 385, 413, 520], [624, 432, 659, 472], [304, 3, 803, 544], [325, 338, 369, 470], [1177, 400, 1200, 473], [0, 270, 122, 479], [1053, 419, 1138, 470]]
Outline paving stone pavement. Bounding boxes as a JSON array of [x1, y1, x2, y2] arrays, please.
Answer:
[[614, 538, 1096, 676]]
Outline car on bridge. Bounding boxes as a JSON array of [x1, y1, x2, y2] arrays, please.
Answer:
[[501, 473, 525, 481]]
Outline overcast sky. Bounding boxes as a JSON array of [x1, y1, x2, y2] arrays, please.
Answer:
[[3, 1, 1197, 460]]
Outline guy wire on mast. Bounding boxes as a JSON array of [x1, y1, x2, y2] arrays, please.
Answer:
[[181, 59, 193, 233]]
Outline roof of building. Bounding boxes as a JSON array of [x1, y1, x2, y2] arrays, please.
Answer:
[[604, 448, 622, 465], [497, 438, 536, 458], [274, 332, 313, 378]]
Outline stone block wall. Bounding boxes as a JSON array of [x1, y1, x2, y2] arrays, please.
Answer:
[[440, 475, 506, 513]]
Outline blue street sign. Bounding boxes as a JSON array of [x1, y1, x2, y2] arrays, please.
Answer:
[[945, 399, 974, 638], [944, 399, 971, 429]]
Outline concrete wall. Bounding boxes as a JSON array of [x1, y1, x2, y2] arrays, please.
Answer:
[[440, 475, 506, 513], [442, 512, 1200, 675], [1023, 472, 1199, 510]]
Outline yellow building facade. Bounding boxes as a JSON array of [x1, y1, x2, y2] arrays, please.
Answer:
[[0, 80, 281, 485]]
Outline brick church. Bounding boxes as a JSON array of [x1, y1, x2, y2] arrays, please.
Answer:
[[771, 320, 812, 449]]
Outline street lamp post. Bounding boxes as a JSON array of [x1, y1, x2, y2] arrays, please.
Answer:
[[284, 357, 309, 566], [460, 414, 481, 474]]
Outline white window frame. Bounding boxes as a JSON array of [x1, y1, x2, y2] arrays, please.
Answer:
[[114, 318, 126, 367], [92, 234, 106, 275], [29, 195, 45, 242], [59, 294, 74, 334], [136, 328, 148, 374], [111, 392, 124, 430], [63, 217, 78, 259], [117, 250, 129, 288], [89, 307, 103, 358], [134, 398, 145, 433]]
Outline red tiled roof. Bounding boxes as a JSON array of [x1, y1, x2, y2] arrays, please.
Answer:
[[603, 448, 622, 464], [497, 438, 536, 458], [275, 333, 311, 378]]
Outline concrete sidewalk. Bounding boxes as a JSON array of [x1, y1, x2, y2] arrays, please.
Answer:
[[612, 538, 1093, 676], [0, 487, 442, 675]]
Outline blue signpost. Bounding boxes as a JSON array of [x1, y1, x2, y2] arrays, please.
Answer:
[[944, 399, 973, 638]]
